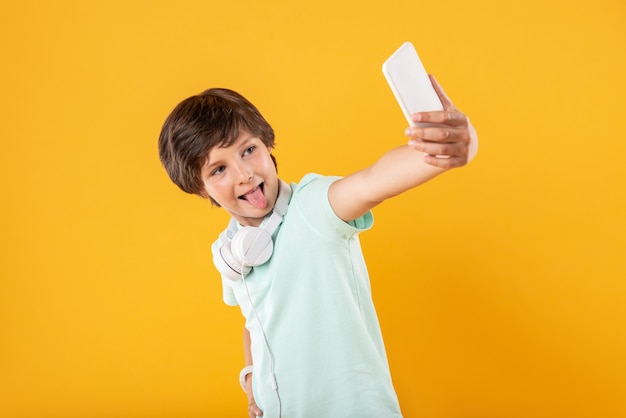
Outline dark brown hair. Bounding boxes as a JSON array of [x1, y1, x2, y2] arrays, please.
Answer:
[[158, 88, 275, 198]]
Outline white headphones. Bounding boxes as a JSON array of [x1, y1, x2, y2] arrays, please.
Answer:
[[213, 180, 292, 281]]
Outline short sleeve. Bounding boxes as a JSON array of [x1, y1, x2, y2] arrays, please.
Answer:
[[294, 173, 373, 239]]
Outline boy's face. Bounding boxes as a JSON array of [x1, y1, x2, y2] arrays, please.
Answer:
[[200, 131, 278, 227]]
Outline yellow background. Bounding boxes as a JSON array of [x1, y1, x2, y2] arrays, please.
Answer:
[[1, 0, 624, 417]]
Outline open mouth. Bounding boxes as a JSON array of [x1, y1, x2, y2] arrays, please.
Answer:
[[239, 182, 263, 199], [238, 183, 267, 208]]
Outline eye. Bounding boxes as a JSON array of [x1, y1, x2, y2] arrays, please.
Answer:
[[243, 145, 256, 156], [211, 165, 226, 176]]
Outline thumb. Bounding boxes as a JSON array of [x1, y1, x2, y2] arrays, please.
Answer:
[[429, 74, 457, 111]]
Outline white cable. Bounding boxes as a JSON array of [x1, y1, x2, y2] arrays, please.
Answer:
[[241, 266, 282, 417]]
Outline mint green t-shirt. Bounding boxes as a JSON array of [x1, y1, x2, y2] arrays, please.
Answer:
[[214, 174, 402, 417]]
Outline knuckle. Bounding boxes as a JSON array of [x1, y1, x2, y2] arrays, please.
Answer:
[[456, 129, 470, 144], [436, 158, 453, 169], [447, 158, 463, 169], [439, 130, 450, 141], [449, 111, 467, 127]]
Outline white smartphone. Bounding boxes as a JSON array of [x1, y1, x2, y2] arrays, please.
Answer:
[[382, 42, 443, 126]]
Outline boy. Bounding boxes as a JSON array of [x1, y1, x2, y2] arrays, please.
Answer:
[[158, 75, 477, 417]]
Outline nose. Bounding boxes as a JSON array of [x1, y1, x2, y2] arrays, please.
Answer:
[[233, 161, 253, 184]]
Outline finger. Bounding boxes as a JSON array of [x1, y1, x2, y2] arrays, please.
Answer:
[[409, 139, 467, 158], [411, 109, 468, 127], [423, 153, 468, 169], [429, 74, 456, 111], [406, 126, 470, 143]]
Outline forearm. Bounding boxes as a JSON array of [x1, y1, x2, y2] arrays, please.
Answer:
[[242, 328, 262, 416], [361, 144, 446, 200], [330, 145, 446, 221], [243, 327, 254, 399], [243, 327, 253, 367]]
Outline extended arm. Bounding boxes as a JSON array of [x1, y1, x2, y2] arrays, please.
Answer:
[[329, 75, 478, 222]]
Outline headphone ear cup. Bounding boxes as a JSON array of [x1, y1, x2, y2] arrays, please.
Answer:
[[231, 226, 274, 267], [217, 240, 252, 281]]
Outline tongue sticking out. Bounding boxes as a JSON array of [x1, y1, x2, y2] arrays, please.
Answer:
[[242, 186, 267, 209]]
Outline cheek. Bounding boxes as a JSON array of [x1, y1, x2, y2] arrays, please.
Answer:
[[202, 181, 226, 206], [201, 181, 216, 201], [205, 192, 222, 207], [260, 153, 277, 172]]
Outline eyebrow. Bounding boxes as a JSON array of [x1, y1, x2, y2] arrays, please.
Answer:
[[203, 158, 221, 173], [203, 135, 257, 172]]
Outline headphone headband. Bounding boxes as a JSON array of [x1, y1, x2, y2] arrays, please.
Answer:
[[273, 179, 291, 216]]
